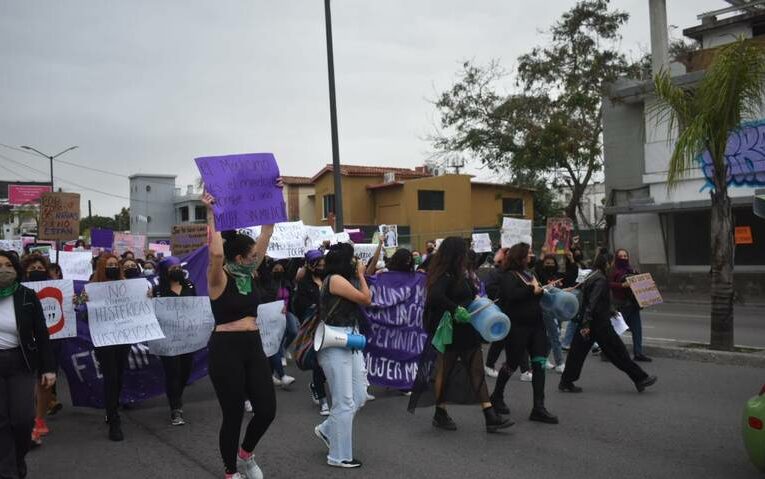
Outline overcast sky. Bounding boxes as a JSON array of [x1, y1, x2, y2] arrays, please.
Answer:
[[0, 0, 725, 216]]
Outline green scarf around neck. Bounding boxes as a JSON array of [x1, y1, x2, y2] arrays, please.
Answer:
[[0, 281, 18, 299], [225, 262, 256, 295]]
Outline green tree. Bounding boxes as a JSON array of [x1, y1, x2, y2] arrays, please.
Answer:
[[79, 215, 117, 234], [432, 0, 640, 223], [652, 38, 765, 350], [114, 207, 130, 231]]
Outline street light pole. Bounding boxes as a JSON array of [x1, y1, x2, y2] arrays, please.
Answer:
[[20, 145, 78, 191], [324, 0, 344, 231]]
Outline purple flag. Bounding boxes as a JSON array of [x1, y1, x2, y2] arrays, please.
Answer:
[[194, 153, 287, 230], [90, 228, 114, 248]]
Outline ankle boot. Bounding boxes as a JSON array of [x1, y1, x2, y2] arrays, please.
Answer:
[[432, 407, 457, 431], [483, 406, 514, 433], [529, 363, 558, 424]]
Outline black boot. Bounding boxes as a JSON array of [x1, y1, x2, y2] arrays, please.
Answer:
[[558, 381, 583, 393], [483, 406, 514, 433], [108, 415, 124, 441], [529, 363, 559, 424], [432, 407, 457, 431], [635, 375, 658, 393], [490, 393, 510, 415]]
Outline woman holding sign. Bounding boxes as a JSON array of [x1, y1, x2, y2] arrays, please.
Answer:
[[0, 250, 56, 479], [610, 249, 651, 362], [202, 191, 278, 479]]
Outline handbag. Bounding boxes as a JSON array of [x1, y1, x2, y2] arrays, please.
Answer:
[[294, 294, 341, 371]]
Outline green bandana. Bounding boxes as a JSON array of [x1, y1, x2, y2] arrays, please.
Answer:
[[0, 281, 18, 299], [431, 306, 472, 353], [225, 262, 256, 295]]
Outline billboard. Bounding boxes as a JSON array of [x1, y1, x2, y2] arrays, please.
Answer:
[[8, 184, 52, 205]]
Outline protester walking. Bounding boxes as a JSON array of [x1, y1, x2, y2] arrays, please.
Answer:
[[537, 254, 565, 372], [610, 249, 652, 362]]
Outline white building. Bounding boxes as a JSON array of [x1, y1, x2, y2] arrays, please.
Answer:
[[555, 182, 606, 227]]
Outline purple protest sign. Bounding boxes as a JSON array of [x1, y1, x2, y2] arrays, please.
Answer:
[[90, 228, 114, 249], [195, 153, 287, 230], [361, 272, 429, 390]]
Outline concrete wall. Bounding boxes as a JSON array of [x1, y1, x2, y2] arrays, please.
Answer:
[[129, 176, 175, 241], [401, 175, 472, 249], [284, 184, 316, 225], [313, 174, 379, 226], [470, 184, 534, 228], [603, 98, 645, 196]]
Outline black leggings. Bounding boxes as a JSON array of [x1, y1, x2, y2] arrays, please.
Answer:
[[208, 331, 276, 474], [94, 344, 130, 420], [159, 353, 194, 411]]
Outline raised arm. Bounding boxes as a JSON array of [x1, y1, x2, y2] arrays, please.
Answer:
[[329, 261, 372, 306], [203, 192, 226, 299], [365, 239, 384, 276]]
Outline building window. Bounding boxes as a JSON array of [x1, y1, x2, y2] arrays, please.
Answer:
[[147, 216, 152, 223], [323, 194, 336, 219], [502, 197, 524, 216], [195, 205, 206, 221], [418, 190, 444, 211], [180, 206, 189, 222], [146, 185, 151, 192]]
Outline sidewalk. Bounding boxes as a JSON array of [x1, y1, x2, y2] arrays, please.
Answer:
[[662, 292, 765, 307]]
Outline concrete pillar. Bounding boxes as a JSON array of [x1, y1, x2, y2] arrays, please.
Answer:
[[649, 0, 670, 75]]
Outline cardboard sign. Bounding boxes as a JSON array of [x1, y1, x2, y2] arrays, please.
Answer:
[[472, 233, 492, 253], [22, 279, 77, 339], [112, 233, 147, 259], [501, 217, 532, 248], [241, 221, 307, 259], [256, 301, 287, 357], [170, 224, 208, 257], [380, 224, 399, 248], [195, 152, 287, 230], [735, 226, 753, 245], [39, 192, 80, 241], [545, 217, 573, 254], [147, 297, 215, 356], [8, 184, 51, 205], [57, 250, 94, 281], [626, 273, 663, 308]]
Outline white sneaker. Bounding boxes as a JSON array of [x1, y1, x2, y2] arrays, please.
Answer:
[[520, 371, 533, 382], [272, 375, 283, 387], [285, 351, 293, 360], [280, 375, 295, 388], [484, 366, 499, 378], [555, 364, 566, 374], [236, 453, 263, 479], [281, 357, 287, 367], [319, 400, 330, 416], [366, 393, 376, 401], [545, 360, 556, 370], [244, 400, 253, 413]]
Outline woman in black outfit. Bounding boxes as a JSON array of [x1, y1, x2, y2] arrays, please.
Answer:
[[559, 252, 658, 393], [489, 242, 558, 424], [154, 256, 196, 426], [0, 251, 55, 479], [414, 237, 512, 433], [203, 190, 278, 479]]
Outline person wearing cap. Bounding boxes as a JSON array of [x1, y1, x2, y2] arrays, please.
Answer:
[[153, 256, 197, 426]]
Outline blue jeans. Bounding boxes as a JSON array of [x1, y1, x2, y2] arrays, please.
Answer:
[[621, 306, 643, 356], [543, 311, 563, 366], [283, 312, 299, 350], [561, 320, 578, 349], [317, 334, 368, 463]]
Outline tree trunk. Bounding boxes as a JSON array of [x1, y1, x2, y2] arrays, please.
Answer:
[[709, 187, 735, 351], [564, 183, 586, 225]]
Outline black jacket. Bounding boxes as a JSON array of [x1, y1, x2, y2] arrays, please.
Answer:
[[12, 284, 55, 373], [488, 269, 543, 328], [292, 275, 320, 321], [425, 273, 480, 351], [580, 270, 614, 330]]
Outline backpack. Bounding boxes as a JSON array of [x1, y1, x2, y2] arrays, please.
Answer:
[[293, 279, 342, 370]]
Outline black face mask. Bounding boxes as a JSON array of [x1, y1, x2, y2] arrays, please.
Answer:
[[105, 267, 121, 280], [26, 270, 49, 282], [124, 268, 140, 279], [544, 265, 557, 273], [313, 268, 325, 279], [574, 254, 584, 262], [272, 271, 284, 282], [168, 269, 186, 282]]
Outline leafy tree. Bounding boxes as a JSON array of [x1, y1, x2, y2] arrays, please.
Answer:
[[432, 0, 640, 223], [114, 207, 130, 231], [79, 215, 117, 234], [653, 38, 765, 350]]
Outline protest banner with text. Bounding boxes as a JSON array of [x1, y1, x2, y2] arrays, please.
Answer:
[[22, 279, 77, 339], [148, 242, 172, 257], [500, 217, 532, 248], [472, 233, 493, 253], [304, 225, 335, 249], [354, 244, 380, 263], [147, 297, 215, 356], [626, 273, 664, 308], [170, 224, 208, 257], [256, 301, 287, 357], [240, 221, 307, 259], [112, 233, 147, 259], [195, 152, 287, 230], [39, 192, 80, 241], [57, 250, 94, 281]]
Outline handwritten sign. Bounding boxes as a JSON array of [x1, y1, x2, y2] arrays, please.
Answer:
[[501, 217, 532, 248], [147, 297, 214, 356], [334, 231, 351, 244], [22, 279, 77, 339], [735, 226, 753, 245], [170, 224, 208, 257], [354, 244, 379, 263], [39, 192, 80, 241], [85, 278, 164, 347], [0, 240, 23, 255], [240, 221, 307, 259], [472, 233, 492, 253], [195, 152, 287, 231], [57, 250, 93, 281], [545, 217, 573, 254], [148, 243, 172, 257], [112, 233, 147, 259], [256, 301, 287, 357], [305, 225, 335, 249], [626, 273, 663, 308]]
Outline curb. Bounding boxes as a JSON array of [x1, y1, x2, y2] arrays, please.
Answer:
[[624, 338, 765, 368], [662, 299, 765, 308]]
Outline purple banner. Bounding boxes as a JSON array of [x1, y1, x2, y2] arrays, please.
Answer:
[[90, 228, 114, 249], [180, 245, 209, 297], [195, 153, 287, 230], [361, 272, 428, 390]]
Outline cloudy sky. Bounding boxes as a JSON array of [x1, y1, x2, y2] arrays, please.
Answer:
[[0, 0, 724, 216]]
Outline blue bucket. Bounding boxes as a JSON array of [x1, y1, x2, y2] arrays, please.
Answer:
[[553, 291, 580, 321], [540, 287, 560, 312], [468, 298, 511, 342]]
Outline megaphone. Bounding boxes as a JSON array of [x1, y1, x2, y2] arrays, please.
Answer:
[[313, 323, 367, 352], [467, 298, 511, 342]]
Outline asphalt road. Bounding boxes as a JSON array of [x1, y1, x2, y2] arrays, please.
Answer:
[[27, 353, 764, 479]]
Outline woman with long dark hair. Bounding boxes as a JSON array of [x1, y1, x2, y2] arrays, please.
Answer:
[[202, 190, 278, 479], [411, 237, 512, 433], [154, 256, 196, 426], [610, 249, 651, 362], [0, 250, 55, 478], [559, 251, 657, 393], [490, 242, 558, 425], [313, 242, 371, 468]]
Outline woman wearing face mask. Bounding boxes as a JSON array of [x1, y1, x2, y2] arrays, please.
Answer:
[[0, 251, 55, 479], [537, 254, 565, 373], [121, 258, 142, 280], [202, 189, 278, 479], [153, 256, 196, 426], [610, 249, 651, 362]]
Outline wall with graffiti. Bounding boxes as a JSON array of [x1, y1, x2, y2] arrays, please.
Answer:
[[699, 118, 765, 188]]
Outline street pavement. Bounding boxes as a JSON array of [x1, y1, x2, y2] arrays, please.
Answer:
[[27, 351, 764, 478]]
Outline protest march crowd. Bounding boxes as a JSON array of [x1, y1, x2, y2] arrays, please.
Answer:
[[0, 153, 660, 479]]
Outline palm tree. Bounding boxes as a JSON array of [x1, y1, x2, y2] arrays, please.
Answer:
[[652, 38, 765, 350]]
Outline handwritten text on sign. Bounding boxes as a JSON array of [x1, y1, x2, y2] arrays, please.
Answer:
[[112, 233, 147, 259], [501, 217, 532, 248], [57, 250, 94, 282], [626, 273, 663, 308], [85, 279, 164, 347], [195, 153, 287, 230], [171, 224, 208, 257], [39, 192, 80, 241], [256, 301, 287, 357], [240, 221, 306, 259], [147, 297, 214, 356], [22, 280, 77, 339]]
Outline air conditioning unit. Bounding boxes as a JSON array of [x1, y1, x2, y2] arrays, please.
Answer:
[[383, 172, 395, 183]]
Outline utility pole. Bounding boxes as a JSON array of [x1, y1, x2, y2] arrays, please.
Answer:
[[324, 0, 344, 231], [20, 145, 78, 192]]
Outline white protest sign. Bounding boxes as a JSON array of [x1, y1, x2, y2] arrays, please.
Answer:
[[576, 269, 593, 284], [379, 224, 399, 248], [147, 296, 215, 356], [22, 279, 77, 339], [334, 231, 351, 244], [501, 217, 532, 248], [148, 243, 172, 257], [256, 301, 286, 357], [240, 221, 306, 259], [472, 233, 492, 253], [0, 240, 23, 255], [85, 278, 164, 347], [304, 225, 335, 249], [57, 250, 94, 281], [354, 244, 379, 263]]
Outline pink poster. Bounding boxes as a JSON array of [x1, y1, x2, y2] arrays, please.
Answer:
[[8, 184, 52, 205], [544, 217, 573, 254]]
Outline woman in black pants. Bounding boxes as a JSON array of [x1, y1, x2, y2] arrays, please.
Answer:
[[203, 190, 278, 479], [154, 256, 197, 426], [559, 252, 658, 393], [0, 250, 55, 479], [489, 242, 558, 424]]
